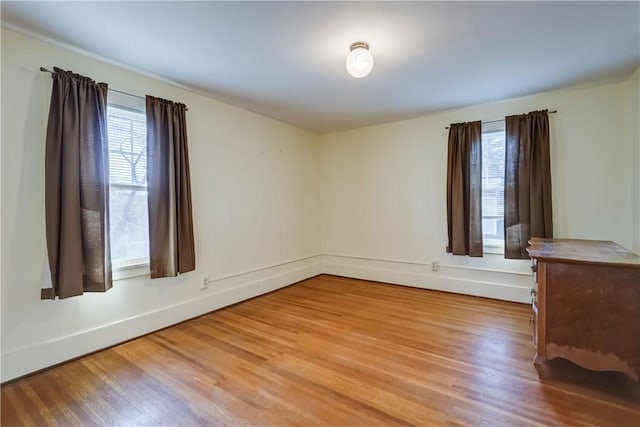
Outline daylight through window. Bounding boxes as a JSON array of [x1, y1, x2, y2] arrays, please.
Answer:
[[107, 105, 149, 267], [481, 122, 506, 252]]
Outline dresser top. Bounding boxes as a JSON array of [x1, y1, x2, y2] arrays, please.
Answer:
[[527, 238, 640, 268]]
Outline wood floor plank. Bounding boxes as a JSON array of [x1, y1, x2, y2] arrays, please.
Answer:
[[17, 382, 61, 427], [2, 274, 639, 426], [2, 386, 39, 426]]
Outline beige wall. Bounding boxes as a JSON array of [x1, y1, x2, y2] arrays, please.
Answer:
[[320, 71, 639, 296], [1, 28, 321, 381], [625, 67, 640, 253]]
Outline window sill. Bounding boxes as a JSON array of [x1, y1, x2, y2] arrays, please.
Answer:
[[113, 262, 150, 281], [483, 246, 505, 255]]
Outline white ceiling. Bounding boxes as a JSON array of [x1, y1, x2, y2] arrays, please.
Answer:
[[2, 1, 639, 134]]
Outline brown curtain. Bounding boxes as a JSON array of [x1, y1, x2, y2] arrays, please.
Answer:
[[446, 121, 483, 257], [504, 110, 553, 259], [43, 68, 111, 299], [146, 96, 195, 278]]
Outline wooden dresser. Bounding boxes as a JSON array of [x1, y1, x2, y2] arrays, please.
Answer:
[[526, 238, 640, 382]]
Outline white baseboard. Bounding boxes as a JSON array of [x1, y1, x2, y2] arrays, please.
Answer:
[[1, 257, 322, 383], [321, 254, 531, 304], [2, 253, 531, 382]]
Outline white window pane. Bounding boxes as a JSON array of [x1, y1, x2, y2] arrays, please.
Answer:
[[107, 104, 149, 267], [132, 153, 147, 185], [109, 150, 134, 185], [107, 109, 147, 186], [109, 187, 149, 265], [481, 129, 505, 243]]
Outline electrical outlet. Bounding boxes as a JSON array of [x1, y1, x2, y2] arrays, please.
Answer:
[[200, 275, 209, 290], [431, 259, 439, 271]]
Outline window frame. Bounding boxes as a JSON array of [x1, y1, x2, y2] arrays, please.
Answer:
[[481, 120, 506, 255], [106, 96, 150, 277]]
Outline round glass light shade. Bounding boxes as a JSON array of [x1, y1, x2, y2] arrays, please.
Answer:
[[346, 44, 374, 78]]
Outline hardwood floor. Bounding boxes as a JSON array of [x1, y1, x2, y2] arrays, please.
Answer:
[[2, 274, 639, 426]]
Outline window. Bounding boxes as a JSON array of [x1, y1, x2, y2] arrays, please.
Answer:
[[481, 121, 506, 253], [107, 102, 149, 268]]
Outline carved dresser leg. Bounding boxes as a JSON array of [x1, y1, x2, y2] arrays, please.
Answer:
[[534, 355, 550, 380]]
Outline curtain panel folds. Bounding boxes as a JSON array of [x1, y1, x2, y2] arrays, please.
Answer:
[[446, 121, 483, 257], [504, 110, 553, 259], [43, 67, 112, 299], [146, 96, 196, 278]]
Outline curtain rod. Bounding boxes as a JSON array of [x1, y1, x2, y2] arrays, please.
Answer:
[[445, 110, 557, 129], [39, 67, 188, 111], [40, 67, 147, 102]]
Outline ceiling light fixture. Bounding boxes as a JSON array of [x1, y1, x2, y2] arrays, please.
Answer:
[[346, 41, 374, 78]]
